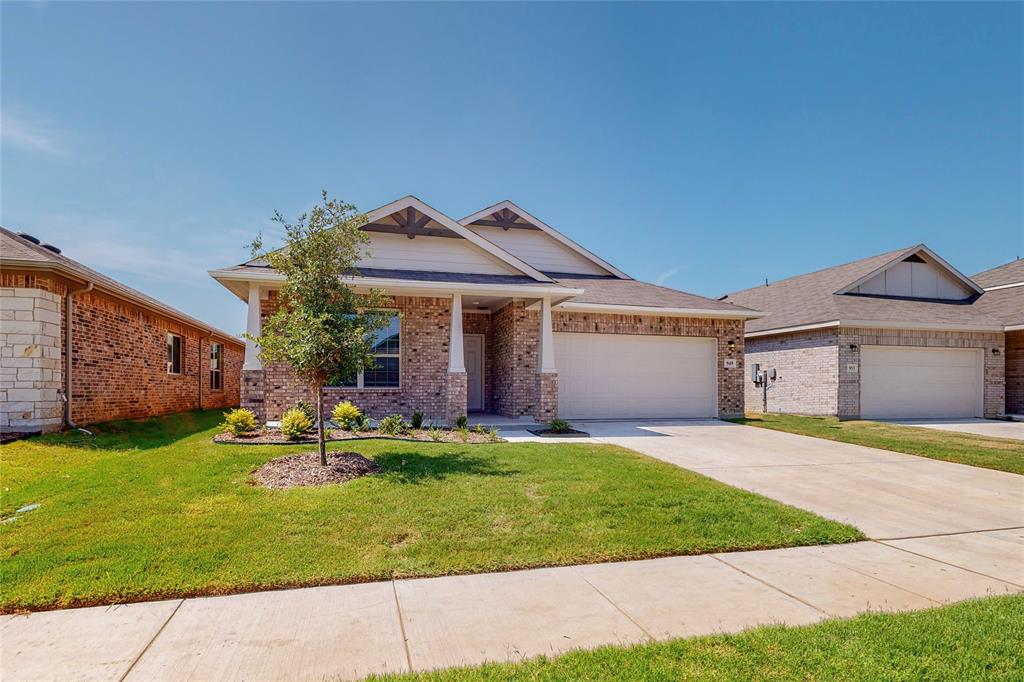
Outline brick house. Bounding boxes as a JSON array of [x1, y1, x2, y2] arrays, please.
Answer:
[[210, 196, 761, 425], [723, 245, 1020, 420], [972, 259, 1024, 416], [1, 228, 244, 434]]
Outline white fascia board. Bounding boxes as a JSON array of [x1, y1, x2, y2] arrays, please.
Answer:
[[835, 244, 985, 296], [458, 200, 632, 280], [745, 321, 841, 338], [840, 319, 1004, 333], [1006, 323, 1024, 332], [983, 281, 1024, 291], [555, 301, 766, 320], [370, 196, 553, 283]]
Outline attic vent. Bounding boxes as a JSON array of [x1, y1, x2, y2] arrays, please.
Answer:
[[41, 244, 62, 255], [902, 253, 926, 263], [17, 232, 40, 244]]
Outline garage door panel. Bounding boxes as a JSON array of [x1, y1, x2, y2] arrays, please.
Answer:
[[554, 333, 716, 419], [861, 346, 982, 419]]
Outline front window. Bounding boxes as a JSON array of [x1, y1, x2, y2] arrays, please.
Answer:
[[167, 333, 182, 375], [210, 343, 222, 390], [328, 313, 400, 388]]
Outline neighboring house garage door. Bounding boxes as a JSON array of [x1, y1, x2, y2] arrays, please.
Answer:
[[554, 333, 717, 419], [860, 346, 983, 419]]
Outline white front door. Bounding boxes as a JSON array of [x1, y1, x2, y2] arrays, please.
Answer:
[[554, 332, 717, 419], [465, 334, 485, 411], [860, 346, 984, 419]]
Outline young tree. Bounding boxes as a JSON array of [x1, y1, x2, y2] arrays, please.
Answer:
[[248, 192, 390, 465]]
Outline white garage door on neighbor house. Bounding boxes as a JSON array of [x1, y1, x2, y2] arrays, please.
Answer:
[[554, 333, 717, 419], [860, 346, 984, 419]]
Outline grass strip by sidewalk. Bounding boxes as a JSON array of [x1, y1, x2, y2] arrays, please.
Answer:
[[373, 595, 1024, 681], [729, 413, 1024, 475], [1, 409, 861, 612]]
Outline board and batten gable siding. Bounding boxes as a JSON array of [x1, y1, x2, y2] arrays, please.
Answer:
[[466, 224, 610, 276], [358, 232, 522, 276], [851, 260, 973, 300]]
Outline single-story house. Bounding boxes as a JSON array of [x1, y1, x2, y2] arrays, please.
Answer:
[[971, 258, 1024, 415], [210, 196, 761, 425], [722, 244, 1016, 420], [1, 227, 244, 434]]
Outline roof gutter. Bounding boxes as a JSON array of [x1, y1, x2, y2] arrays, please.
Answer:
[[554, 301, 765, 320], [745, 318, 1005, 338], [64, 281, 94, 430]]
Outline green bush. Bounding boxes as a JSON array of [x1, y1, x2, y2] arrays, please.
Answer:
[[550, 419, 571, 434], [293, 400, 316, 422], [331, 401, 363, 430], [428, 427, 443, 442], [455, 426, 469, 442], [280, 408, 313, 440], [378, 414, 408, 436], [410, 410, 425, 429], [222, 408, 258, 436], [454, 414, 468, 429]]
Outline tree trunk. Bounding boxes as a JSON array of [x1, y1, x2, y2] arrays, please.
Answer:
[[315, 384, 327, 466]]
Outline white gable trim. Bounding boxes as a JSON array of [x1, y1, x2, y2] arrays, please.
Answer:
[[368, 196, 553, 283], [983, 281, 1024, 292], [459, 200, 632, 280], [835, 244, 984, 296]]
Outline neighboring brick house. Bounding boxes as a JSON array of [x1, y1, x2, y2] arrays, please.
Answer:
[[211, 196, 761, 425], [1, 228, 244, 434], [723, 245, 1018, 420], [972, 259, 1024, 416]]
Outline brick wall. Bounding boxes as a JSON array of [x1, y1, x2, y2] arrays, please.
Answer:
[[258, 293, 455, 424], [1006, 330, 1023, 414], [0, 286, 64, 433], [744, 329, 840, 415], [490, 301, 540, 417]]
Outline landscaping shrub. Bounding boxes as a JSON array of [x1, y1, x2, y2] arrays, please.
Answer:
[[378, 414, 408, 436], [222, 408, 259, 436], [280, 408, 314, 440], [454, 414, 468, 429], [550, 419, 571, 434], [410, 410, 425, 429], [428, 427, 443, 442], [455, 426, 470, 442], [293, 400, 316, 422], [331, 401, 363, 430]]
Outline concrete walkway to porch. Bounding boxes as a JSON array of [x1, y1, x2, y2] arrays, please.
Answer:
[[4, 422, 1023, 681]]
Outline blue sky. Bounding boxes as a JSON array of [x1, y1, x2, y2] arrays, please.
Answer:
[[3, 2, 1021, 334]]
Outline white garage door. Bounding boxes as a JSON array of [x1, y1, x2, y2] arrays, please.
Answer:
[[860, 346, 983, 419], [554, 333, 717, 419]]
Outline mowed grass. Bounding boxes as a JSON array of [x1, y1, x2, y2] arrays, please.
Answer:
[[0, 410, 860, 612], [374, 595, 1024, 681], [731, 413, 1024, 475]]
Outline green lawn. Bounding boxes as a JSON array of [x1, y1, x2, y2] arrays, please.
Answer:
[[730, 413, 1024, 475], [0, 410, 860, 612], [374, 595, 1024, 681]]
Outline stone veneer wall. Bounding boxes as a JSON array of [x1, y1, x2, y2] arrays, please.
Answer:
[[744, 329, 840, 415], [1006, 330, 1023, 415], [837, 327, 1005, 419], [0, 284, 64, 433], [257, 293, 457, 424]]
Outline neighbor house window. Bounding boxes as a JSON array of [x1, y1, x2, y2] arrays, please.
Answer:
[[210, 343, 222, 390], [328, 313, 400, 388], [167, 333, 182, 375]]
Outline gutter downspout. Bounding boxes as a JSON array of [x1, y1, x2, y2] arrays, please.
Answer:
[[64, 281, 94, 430]]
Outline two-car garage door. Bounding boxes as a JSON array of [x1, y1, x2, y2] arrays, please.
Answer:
[[860, 346, 983, 419], [554, 333, 717, 419]]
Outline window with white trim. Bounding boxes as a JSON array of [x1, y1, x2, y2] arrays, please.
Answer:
[[329, 313, 400, 388], [210, 343, 222, 390], [167, 333, 182, 375]]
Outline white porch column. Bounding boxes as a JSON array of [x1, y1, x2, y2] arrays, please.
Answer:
[[243, 282, 263, 370], [448, 294, 465, 372], [539, 296, 556, 373]]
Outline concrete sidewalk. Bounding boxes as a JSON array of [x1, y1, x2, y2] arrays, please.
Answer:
[[4, 529, 1022, 681]]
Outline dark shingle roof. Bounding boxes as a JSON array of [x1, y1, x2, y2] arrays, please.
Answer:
[[972, 287, 1023, 326], [1, 227, 243, 345], [723, 245, 1002, 334], [551, 275, 757, 312], [973, 259, 1024, 289]]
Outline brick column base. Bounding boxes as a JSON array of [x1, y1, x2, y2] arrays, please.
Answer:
[[445, 371, 467, 426], [535, 372, 558, 422], [241, 369, 266, 423]]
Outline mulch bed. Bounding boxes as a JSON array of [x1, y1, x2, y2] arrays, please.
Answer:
[[214, 428, 502, 445], [253, 452, 380, 489], [526, 426, 591, 437]]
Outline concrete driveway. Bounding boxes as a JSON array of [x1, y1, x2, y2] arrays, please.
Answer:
[[878, 418, 1024, 441], [510, 420, 1024, 539]]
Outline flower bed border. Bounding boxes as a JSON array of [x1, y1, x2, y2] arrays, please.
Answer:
[[214, 428, 504, 445]]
